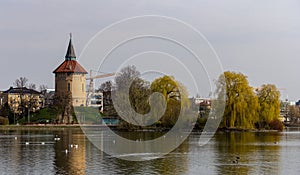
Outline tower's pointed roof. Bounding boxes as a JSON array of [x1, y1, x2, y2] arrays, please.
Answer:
[[53, 34, 87, 74], [65, 33, 76, 60]]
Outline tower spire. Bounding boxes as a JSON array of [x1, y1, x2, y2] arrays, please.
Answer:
[[65, 33, 76, 60]]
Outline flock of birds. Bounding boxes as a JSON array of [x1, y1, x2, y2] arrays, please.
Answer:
[[65, 144, 79, 154], [14, 135, 280, 159], [13, 135, 79, 154]]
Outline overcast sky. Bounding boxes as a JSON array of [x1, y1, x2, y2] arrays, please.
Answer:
[[1, 0, 300, 101]]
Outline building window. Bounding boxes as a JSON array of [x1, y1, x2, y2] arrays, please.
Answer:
[[82, 83, 84, 92], [68, 83, 71, 92]]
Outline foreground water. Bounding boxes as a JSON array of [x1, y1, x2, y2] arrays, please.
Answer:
[[0, 127, 300, 175]]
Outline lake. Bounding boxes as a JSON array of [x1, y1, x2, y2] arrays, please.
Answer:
[[0, 127, 300, 175]]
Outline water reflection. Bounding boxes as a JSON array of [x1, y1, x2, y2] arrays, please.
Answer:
[[84, 130, 190, 175], [0, 128, 190, 175], [107, 139, 189, 175], [215, 132, 281, 175], [2, 128, 300, 174], [54, 129, 86, 175], [0, 129, 56, 174]]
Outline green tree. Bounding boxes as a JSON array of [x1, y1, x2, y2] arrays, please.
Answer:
[[217, 71, 259, 129], [129, 78, 151, 115], [100, 77, 151, 117], [113, 65, 151, 129], [257, 84, 281, 127], [109, 65, 191, 129]]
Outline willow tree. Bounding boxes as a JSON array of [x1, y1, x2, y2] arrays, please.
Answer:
[[218, 71, 259, 129], [150, 76, 190, 127], [256, 84, 281, 127]]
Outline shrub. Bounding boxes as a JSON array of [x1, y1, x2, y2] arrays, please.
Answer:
[[0, 116, 9, 125], [269, 119, 284, 131], [195, 117, 207, 129]]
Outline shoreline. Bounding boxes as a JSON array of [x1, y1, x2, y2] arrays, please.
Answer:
[[0, 124, 287, 132], [0, 124, 82, 130], [217, 127, 280, 133]]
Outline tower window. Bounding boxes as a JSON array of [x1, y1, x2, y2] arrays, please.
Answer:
[[68, 83, 71, 92], [82, 83, 84, 92]]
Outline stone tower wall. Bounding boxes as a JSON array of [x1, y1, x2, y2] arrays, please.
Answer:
[[55, 73, 86, 107]]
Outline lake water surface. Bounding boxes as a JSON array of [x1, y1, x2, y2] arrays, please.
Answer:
[[1, 127, 300, 175]]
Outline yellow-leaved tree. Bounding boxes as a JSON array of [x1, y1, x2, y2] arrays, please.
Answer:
[[217, 71, 259, 129], [150, 76, 190, 128], [256, 84, 281, 129]]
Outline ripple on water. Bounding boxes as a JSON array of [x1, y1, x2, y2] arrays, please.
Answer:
[[2, 129, 300, 174]]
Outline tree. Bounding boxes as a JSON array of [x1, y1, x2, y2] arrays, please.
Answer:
[[97, 81, 117, 117], [288, 105, 300, 123], [51, 92, 73, 124], [150, 75, 190, 127], [98, 81, 117, 117], [13, 77, 28, 119], [115, 65, 151, 115], [257, 84, 281, 127], [39, 84, 48, 92], [12, 77, 39, 120], [14, 77, 28, 88], [28, 83, 36, 90], [129, 78, 151, 115], [217, 71, 259, 129], [97, 81, 113, 92], [115, 65, 140, 91], [112, 65, 152, 128], [0, 103, 13, 124]]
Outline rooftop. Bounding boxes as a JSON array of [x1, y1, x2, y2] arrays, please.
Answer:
[[53, 60, 87, 74], [53, 34, 87, 74], [2, 87, 40, 95]]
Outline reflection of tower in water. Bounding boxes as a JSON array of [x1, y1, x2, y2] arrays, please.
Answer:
[[54, 129, 86, 174]]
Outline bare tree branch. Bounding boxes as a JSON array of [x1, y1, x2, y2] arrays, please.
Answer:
[[13, 77, 28, 88], [29, 83, 36, 90]]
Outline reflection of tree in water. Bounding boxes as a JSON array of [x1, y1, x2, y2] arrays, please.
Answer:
[[215, 132, 281, 174], [109, 137, 190, 175]]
